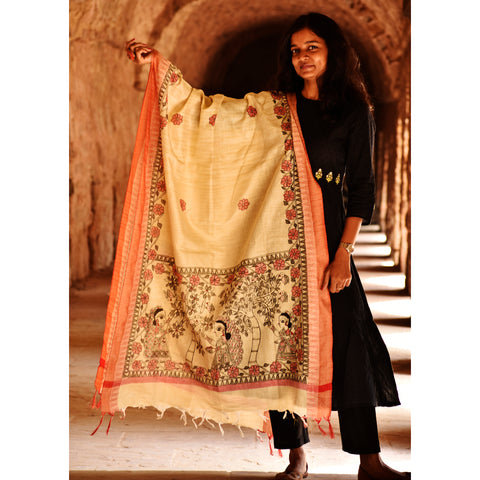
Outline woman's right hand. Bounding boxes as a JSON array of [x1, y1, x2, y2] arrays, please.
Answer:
[[125, 39, 155, 64]]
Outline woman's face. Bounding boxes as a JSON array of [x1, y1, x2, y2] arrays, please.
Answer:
[[214, 322, 226, 339], [290, 27, 328, 83]]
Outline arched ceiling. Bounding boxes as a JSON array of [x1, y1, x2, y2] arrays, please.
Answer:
[[152, 0, 410, 102], [70, 0, 409, 102]]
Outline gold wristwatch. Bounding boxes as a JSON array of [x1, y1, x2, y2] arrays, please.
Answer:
[[339, 241, 355, 254]]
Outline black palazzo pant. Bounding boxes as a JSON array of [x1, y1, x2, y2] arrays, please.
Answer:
[[269, 407, 380, 455]]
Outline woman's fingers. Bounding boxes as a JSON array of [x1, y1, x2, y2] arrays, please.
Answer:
[[125, 40, 148, 52], [330, 283, 341, 294], [135, 48, 153, 64], [327, 276, 351, 293], [125, 40, 153, 64], [322, 263, 353, 293], [136, 47, 152, 57], [126, 41, 150, 52]]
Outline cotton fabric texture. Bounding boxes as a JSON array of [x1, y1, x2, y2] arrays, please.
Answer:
[[93, 52, 335, 431]]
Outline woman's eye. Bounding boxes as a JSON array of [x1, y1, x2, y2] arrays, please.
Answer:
[[291, 49, 298, 56], [308, 45, 318, 50]]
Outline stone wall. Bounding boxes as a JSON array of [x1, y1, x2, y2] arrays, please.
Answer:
[[69, 0, 171, 281], [69, 0, 411, 289]]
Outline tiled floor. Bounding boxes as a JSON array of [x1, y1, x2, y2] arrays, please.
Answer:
[[69, 225, 411, 479]]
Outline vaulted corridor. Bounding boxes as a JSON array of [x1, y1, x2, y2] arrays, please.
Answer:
[[69, 1, 411, 478]]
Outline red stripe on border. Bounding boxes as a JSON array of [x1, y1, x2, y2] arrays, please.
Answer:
[[102, 376, 332, 394]]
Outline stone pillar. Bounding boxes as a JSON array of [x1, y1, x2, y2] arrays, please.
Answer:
[[374, 43, 410, 293]]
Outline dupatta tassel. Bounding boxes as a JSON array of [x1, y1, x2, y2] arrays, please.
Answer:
[[315, 418, 335, 439], [90, 413, 114, 436], [106, 414, 114, 435], [328, 418, 334, 439], [315, 418, 327, 436], [91, 413, 105, 436], [266, 433, 283, 457], [267, 433, 274, 456]]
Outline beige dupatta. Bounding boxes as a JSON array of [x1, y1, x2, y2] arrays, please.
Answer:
[[93, 52, 333, 433]]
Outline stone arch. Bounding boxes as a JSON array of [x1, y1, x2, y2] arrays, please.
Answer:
[[152, 0, 406, 103], [69, 0, 410, 290]]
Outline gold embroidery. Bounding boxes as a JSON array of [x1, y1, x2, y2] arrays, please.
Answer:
[[315, 168, 343, 186]]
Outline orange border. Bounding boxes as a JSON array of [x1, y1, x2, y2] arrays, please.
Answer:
[[94, 53, 171, 413], [287, 93, 333, 420]]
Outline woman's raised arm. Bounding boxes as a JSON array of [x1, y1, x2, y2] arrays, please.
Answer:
[[125, 38, 156, 65]]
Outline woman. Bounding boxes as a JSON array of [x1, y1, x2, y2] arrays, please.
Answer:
[[124, 12, 408, 480], [266, 14, 408, 480]]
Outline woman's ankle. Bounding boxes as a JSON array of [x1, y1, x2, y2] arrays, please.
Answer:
[[288, 446, 307, 471], [360, 453, 382, 467]]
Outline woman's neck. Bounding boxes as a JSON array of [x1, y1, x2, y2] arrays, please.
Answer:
[[301, 79, 320, 100]]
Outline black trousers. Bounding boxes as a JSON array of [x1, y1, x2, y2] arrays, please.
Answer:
[[269, 406, 380, 455]]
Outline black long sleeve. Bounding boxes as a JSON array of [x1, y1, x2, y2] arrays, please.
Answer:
[[344, 106, 375, 224]]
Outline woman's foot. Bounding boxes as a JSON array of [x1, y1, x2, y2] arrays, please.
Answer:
[[359, 453, 410, 479], [275, 447, 308, 479]]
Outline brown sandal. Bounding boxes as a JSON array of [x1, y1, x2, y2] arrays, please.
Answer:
[[358, 465, 411, 480], [275, 463, 308, 479]]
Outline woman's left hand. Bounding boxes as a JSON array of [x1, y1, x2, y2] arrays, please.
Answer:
[[321, 249, 352, 293], [125, 38, 155, 64]]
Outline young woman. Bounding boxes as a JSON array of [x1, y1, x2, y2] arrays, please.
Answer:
[[123, 12, 408, 480], [266, 14, 408, 480]]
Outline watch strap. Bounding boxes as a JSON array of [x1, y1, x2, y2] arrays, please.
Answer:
[[339, 241, 355, 254]]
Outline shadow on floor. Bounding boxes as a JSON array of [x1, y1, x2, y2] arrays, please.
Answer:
[[70, 471, 357, 480], [374, 317, 411, 328], [391, 358, 411, 375]]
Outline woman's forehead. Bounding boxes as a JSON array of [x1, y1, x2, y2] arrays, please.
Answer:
[[290, 28, 323, 46]]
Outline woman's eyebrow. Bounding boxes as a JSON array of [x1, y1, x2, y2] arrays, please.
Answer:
[[290, 39, 321, 48]]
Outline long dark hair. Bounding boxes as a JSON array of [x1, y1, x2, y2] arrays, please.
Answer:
[[276, 13, 372, 113]]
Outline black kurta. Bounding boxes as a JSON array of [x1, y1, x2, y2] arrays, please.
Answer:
[[296, 93, 400, 411]]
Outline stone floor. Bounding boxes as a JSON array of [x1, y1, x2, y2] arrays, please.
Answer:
[[69, 225, 411, 479]]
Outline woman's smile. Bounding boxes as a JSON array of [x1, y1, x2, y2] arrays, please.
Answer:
[[300, 63, 315, 72]]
